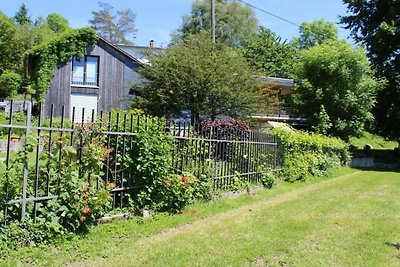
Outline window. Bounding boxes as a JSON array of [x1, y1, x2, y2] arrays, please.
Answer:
[[72, 56, 99, 86]]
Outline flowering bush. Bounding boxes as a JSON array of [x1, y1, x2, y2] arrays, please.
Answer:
[[148, 172, 196, 213], [0, 123, 113, 247]]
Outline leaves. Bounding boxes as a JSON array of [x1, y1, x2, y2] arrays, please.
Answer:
[[27, 27, 98, 101], [292, 41, 380, 139], [178, 0, 258, 46], [89, 1, 137, 45], [134, 33, 260, 120]]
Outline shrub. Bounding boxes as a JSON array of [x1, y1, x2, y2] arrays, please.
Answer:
[[272, 128, 350, 182], [103, 110, 199, 212], [0, 71, 21, 99], [0, 123, 113, 247]]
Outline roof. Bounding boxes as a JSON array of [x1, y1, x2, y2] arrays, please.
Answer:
[[261, 77, 294, 88], [98, 37, 147, 67], [116, 44, 164, 66]]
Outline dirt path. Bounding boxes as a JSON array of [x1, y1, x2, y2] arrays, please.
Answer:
[[69, 171, 362, 267]]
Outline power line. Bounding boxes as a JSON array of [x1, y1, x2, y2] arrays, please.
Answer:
[[237, 0, 300, 28]]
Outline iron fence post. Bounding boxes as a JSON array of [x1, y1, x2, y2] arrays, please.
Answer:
[[21, 101, 32, 221]]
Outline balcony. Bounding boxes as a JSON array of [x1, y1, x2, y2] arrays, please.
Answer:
[[252, 105, 308, 127]]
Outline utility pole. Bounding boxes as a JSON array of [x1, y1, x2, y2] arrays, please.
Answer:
[[211, 0, 216, 45]]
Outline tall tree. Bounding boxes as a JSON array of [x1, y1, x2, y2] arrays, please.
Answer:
[[0, 12, 23, 75], [291, 41, 380, 140], [240, 27, 298, 78], [14, 3, 31, 25], [178, 0, 258, 46], [0, 12, 24, 99], [89, 1, 137, 44], [293, 19, 338, 49], [341, 0, 400, 139], [46, 13, 70, 33], [132, 33, 260, 120]]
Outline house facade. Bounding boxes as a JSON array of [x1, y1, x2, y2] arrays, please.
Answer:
[[44, 37, 145, 121], [252, 77, 308, 129]]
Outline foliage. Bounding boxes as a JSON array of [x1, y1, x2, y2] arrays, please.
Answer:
[[291, 41, 381, 140], [0, 12, 24, 75], [0, 71, 22, 99], [340, 0, 399, 74], [341, 0, 400, 140], [312, 104, 332, 135], [240, 27, 298, 78], [261, 170, 276, 189], [27, 27, 98, 101], [0, 123, 113, 247], [0, 111, 31, 139], [272, 128, 350, 182], [89, 1, 137, 44], [178, 0, 258, 46], [133, 33, 260, 120], [13, 4, 31, 25], [349, 131, 398, 150], [293, 19, 339, 49], [46, 13, 70, 33], [102, 110, 199, 213], [199, 118, 251, 140], [153, 173, 196, 213]]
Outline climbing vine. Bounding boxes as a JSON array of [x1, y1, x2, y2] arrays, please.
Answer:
[[26, 27, 98, 101]]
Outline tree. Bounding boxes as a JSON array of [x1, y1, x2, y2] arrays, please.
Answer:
[[132, 33, 260, 121], [240, 27, 298, 78], [14, 3, 31, 25], [46, 13, 70, 33], [0, 71, 22, 99], [340, 0, 400, 139], [178, 0, 258, 46], [293, 19, 338, 49], [291, 41, 380, 140], [89, 1, 137, 44], [0, 12, 24, 75]]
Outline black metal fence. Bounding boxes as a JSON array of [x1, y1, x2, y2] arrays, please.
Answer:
[[0, 102, 279, 221]]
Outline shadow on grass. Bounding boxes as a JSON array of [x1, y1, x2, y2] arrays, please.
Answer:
[[385, 241, 400, 251], [351, 166, 400, 172]]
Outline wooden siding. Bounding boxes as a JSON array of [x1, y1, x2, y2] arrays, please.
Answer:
[[44, 40, 142, 118]]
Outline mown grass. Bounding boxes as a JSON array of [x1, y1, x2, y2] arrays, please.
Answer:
[[350, 131, 397, 150], [2, 167, 400, 266]]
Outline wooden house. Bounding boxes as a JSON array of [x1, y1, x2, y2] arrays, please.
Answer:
[[44, 37, 146, 121], [252, 77, 308, 128]]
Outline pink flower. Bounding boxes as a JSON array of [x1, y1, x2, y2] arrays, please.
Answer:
[[82, 207, 91, 214], [80, 216, 87, 222], [181, 176, 188, 184]]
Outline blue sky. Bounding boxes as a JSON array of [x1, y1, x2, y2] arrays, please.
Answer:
[[1, 0, 351, 47]]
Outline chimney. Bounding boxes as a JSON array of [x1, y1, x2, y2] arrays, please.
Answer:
[[149, 40, 154, 49]]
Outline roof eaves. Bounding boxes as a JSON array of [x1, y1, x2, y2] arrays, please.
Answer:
[[97, 36, 146, 67]]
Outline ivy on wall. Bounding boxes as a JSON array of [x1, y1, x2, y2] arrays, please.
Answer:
[[26, 27, 98, 101]]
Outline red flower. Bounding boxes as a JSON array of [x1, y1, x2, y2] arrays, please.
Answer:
[[181, 176, 188, 184], [82, 207, 91, 214], [80, 216, 87, 222]]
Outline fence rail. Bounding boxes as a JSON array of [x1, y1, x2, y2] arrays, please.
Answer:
[[0, 101, 280, 221]]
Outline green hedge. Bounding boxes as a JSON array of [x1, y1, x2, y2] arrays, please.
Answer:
[[272, 128, 350, 182]]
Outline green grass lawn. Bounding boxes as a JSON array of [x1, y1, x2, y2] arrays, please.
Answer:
[[350, 131, 398, 150], [1, 168, 400, 266]]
